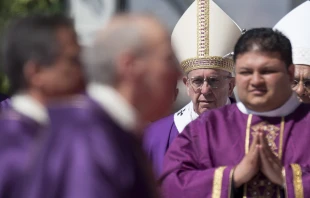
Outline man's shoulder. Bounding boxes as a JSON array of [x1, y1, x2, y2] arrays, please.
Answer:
[[144, 114, 176, 143], [147, 114, 175, 131], [48, 96, 126, 137], [199, 103, 238, 121], [0, 110, 40, 136], [48, 95, 92, 112], [47, 95, 104, 124], [295, 103, 310, 118]]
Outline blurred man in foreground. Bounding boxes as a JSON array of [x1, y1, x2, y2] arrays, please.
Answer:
[[0, 14, 84, 198], [17, 14, 181, 198]]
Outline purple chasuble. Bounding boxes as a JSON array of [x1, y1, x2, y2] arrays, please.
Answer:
[[161, 103, 310, 198], [144, 115, 179, 177], [0, 110, 44, 198], [16, 96, 158, 198], [144, 98, 236, 178]]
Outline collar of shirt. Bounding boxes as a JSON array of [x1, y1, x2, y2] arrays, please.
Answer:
[[87, 83, 138, 132], [11, 94, 48, 125], [237, 93, 301, 117], [174, 98, 231, 133]]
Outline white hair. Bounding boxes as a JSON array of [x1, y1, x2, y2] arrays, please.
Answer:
[[82, 21, 147, 85]]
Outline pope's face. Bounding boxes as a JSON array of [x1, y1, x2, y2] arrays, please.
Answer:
[[235, 51, 294, 112], [292, 64, 310, 103], [185, 68, 234, 115]]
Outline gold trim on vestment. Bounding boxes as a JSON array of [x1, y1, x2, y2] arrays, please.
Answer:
[[181, 57, 234, 74], [228, 168, 234, 198], [243, 114, 253, 198], [291, 164, 304, 198], [245, 114, 253, 154], [243, 115, 285, 197], [278, 117, 285, 159], [212, 166, 226, 198]]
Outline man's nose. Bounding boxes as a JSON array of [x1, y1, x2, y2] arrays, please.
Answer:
[[295, 82, 306, 96], [200, 80, 212, 94], [250, 72, 264, 86]]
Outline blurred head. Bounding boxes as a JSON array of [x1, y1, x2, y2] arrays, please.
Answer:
[[183, 68, 234, 115], [233, 28, 294, 112], [2, 14, 85, 99], [291, 64, 310, 103], [85, 14, 181, 122]]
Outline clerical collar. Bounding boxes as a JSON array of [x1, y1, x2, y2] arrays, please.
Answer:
[[87, 83, 138, 132], [237, 93, 301, 117], [174, 98, 231, 133], [11, 94, 48, 125]]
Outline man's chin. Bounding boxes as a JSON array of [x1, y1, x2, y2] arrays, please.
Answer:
[[198, 106, 215, 114]]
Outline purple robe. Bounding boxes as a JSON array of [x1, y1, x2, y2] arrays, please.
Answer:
[[0, 110, 44, 198], [144, 98, 236, 178], [144, 115, 179, 177], [161, 103, 310, 198], [16, 96, 158, 198]]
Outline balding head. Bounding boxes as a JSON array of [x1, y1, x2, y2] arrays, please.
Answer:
[[84, 14, 169, 84], [84, 13, 181, 122]]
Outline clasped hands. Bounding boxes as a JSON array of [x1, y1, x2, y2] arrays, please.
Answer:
[[233, 131, 284, 188]]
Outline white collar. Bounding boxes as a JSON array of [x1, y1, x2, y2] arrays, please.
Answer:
[[237, 93, 301, 117], [11, 94, 48, 125], [174, 98, 231, 133], [87, 83, 138, 132]]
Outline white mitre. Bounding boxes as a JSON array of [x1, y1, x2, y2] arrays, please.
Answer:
[[171, 0, 242, 74], [274, 1, 310, 66]]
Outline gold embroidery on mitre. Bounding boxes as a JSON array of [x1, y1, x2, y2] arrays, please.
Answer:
[[291, 164, 304, 198], [197, 0, 209, 58], [212, 166, 226, 198], [181, 57, 234, 74]]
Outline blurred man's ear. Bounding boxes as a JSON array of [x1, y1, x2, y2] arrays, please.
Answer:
[[24, 60, 41, 88], [288, 64, 295, 82]]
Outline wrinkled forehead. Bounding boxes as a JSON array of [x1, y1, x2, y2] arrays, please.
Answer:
[[294, 64, 310, 78], [187, 68, 230, 78]]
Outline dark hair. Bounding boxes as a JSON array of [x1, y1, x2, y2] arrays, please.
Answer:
[[233, 28, 293, 68], [1, 14, 74, 94]]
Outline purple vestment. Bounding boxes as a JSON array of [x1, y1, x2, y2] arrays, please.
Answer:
[[16, 96, 158, 198], [144, 98, 236, 178], [144, 115, 179, 177], [161, 103, 310, 198], [0, 110, 44, 198]]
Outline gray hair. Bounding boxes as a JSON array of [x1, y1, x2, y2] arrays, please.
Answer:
[[82, 18, 147, 85]]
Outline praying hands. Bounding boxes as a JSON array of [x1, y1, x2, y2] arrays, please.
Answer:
[[233, 131, 284, 188]]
